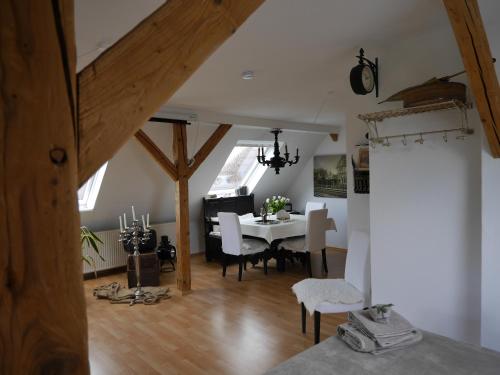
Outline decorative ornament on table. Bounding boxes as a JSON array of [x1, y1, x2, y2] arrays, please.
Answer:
[[368, 303, 394, 323], [265, 195, 290, 215]]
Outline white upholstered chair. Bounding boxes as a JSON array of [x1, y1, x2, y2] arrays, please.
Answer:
[[218, 212, 268, 281], [305, 201, 326, 217], [296, 230, 370, 344], [280, 209, 329, 277]]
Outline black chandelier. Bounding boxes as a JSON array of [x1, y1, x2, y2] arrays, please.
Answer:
[[257, 128, 299, 174]]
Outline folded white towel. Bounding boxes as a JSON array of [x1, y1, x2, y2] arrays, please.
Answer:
[[292, 279, 364, 315], [338, 322, 423, 355], [349, 310, 416, 347]]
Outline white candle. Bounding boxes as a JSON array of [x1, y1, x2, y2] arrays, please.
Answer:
[[119, 216, 123, 232], [142, 215, 146, 230], [123, 213, 128, 228], [146, 213, 150, 228], [131, 206, 136, 221]]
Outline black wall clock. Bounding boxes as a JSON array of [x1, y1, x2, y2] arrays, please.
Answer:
[[350, 48, 379, 97]]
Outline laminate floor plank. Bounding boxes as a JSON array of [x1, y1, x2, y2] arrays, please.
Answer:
[[85, 254, 346, 374]]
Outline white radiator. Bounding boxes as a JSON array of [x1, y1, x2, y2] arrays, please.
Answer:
[[82, 228, 127, 273], [82, 221, 202, 274]]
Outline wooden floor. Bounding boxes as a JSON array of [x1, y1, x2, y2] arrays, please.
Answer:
[[84, 253, 347, 375]]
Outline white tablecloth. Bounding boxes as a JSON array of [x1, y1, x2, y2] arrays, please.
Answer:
[[239, 214, 336, 244]]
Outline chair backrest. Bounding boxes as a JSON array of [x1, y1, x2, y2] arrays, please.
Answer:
[[345, 230, 371, 298], [305, 208, 328, 252], [218, 212, 243, 256], [305, 201, 326, 217]]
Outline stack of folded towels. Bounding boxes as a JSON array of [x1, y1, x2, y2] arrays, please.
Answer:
[[337, 308, 422, 355]]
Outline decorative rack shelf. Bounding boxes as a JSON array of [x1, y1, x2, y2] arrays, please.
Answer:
[[357, 100, 473, 148]]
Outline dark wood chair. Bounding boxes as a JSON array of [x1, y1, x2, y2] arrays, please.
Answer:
[[203, 194, 255, 262]]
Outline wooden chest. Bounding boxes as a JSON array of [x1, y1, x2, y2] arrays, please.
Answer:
[[127, 253, 160, 288]]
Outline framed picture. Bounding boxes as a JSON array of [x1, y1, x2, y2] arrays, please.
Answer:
[[313, 154, 347, 198], [358, 147, 369, 170]]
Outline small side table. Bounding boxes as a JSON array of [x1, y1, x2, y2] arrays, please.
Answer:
[[127, 253, 160, 288]]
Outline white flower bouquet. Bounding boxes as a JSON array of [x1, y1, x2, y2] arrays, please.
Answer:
[[265, 195, 290, 214]]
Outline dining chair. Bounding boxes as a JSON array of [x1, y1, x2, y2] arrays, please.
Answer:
[[280, 208, 329, 277], [294, 230, 370, 344], [305, 201, 326, 217], [218, 212, 269, 281]]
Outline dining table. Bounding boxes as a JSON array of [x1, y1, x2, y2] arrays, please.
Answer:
[[238, 214, 336, 271]]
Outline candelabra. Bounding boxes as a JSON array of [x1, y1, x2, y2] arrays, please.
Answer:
[[257, 128, 299, 175], [119, 207, 151, 302]]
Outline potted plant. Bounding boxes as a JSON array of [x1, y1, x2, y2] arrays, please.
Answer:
[[81, 226, 104, 278], [265, 195, 290, 214], [369, 303, 394, 323]]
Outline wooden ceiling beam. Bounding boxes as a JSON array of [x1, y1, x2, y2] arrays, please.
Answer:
[[443, 0, 500, 157], [77, 0, 265, 186], [134, 130, 178, 181], [188, 124, 232, 178]]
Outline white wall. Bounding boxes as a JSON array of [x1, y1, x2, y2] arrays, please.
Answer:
[[288, 130, 348, 249], [80, 122, 324, 253], [370, 110, 482, 344], [366, 20, 487, 344], [481, 136, 500, 351]]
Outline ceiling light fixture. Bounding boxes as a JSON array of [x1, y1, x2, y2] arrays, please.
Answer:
[[241, 70, 255, 80], [257, 129, 299, 175]]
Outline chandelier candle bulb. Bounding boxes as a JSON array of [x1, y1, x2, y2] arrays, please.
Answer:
[[146, 213, 150, 228], [119, 216, 123, 232], [142, 215, 146, 230], [123, 213, 128, 228], [285, 144, 288, 154], [131, 206, 136, 221]]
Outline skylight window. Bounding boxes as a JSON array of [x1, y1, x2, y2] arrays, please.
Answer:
[[78, 163, 108, 211], [208, 141, 280, 197]]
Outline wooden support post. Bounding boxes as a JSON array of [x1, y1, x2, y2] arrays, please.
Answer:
[[1, 1, 89, 373], [443, 0, 500, 157], [173, 124, 191, 292]]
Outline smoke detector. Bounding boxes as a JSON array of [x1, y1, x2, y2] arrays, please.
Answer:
[[241, 70, 255, 80]]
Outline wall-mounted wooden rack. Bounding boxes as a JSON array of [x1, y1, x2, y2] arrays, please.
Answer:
[[358, 100, 474, 147]]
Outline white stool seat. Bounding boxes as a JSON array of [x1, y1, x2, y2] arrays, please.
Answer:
[[280, 236, 306, 252], [209, 231, 221, 238], [242, 238, 268, 255]]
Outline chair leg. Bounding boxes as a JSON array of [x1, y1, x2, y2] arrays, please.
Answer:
[[263, 251, 268, 275], [301, 303, 306, 334], [321, 248, 328, 274], [314, 311, 321, 344], [306, 252, 312, 278], [238, 255, 243, 281], [244, 259, 247, 271], [222, 253, 227, 277]]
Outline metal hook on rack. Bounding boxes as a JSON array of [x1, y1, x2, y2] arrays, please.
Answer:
[[456, 133, 466, 141], [383, 137, 391, 147], [415, 133, 424, 144], [443, 131, 448, 143], [401, 135, 407, 146]]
